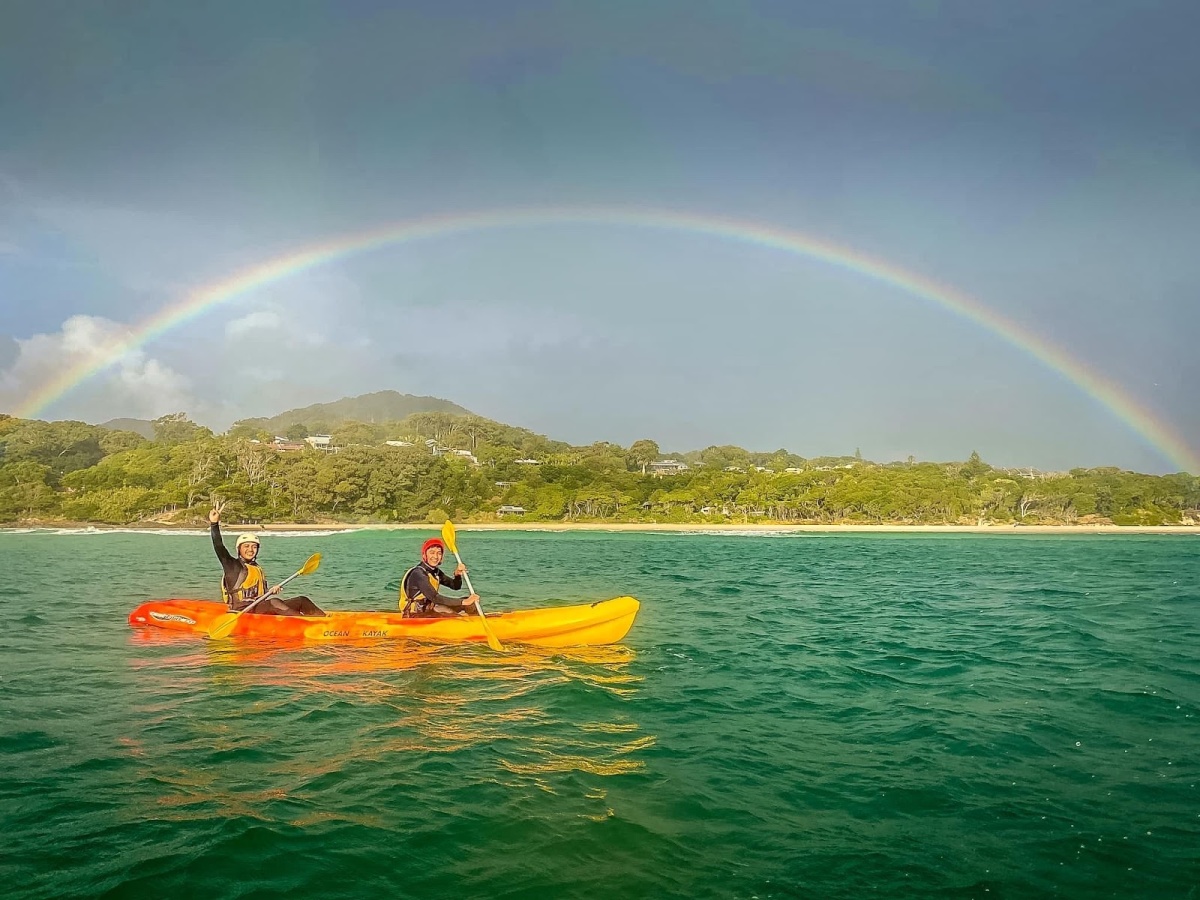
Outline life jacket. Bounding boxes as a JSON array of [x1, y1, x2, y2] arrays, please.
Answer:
[[399, 564, 440, 617], [221, 560, 267, 609]]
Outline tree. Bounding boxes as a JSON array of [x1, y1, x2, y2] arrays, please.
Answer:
[[628, 439, 660, 475], [153, 413, 209, 445], [285, 423, 310, 440]]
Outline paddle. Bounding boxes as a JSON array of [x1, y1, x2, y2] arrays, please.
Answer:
[[206, 552, 322, 640], [441, 521, 504, 652]]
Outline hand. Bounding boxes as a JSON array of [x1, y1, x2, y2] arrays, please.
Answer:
[[264, 585, 281, 597], [208, 507, 221, 524], [463, 593, 479, 607], [454, 563, 467, 577]]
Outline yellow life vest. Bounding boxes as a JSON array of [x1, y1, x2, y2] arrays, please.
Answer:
[[399, 565, 439, 616], [221, 561, 267, 608]]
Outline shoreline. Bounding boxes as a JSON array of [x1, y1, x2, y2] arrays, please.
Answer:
[[3, 521, 1197, 535]]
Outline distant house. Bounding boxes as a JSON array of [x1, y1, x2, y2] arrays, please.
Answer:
[[514, 458, 541, 465], [450, 449, 479, 465], [270, 438, 306, 453], [385, 440, 414, 448], [649, 459, 690, 476], [305, 434, 334, 451], [783, 467, 803, 473], [424, 439, 449, 456], [724, 465, 745, 473], [495, 481, 518, 487], [497, 505, 526, 516]]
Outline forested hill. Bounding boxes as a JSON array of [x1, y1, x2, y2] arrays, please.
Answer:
[[99, 418, 156, 439], [233, 391, 473, 437], [0, 408, 1197, 527]]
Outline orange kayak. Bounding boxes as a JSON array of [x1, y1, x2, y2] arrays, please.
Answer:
[[128, 596, 640, 648]]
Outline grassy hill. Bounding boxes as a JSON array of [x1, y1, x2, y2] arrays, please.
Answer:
[[233, 391, 473, 435]]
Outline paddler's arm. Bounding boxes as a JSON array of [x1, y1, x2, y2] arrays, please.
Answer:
[[209, 509, 236, 565], [419, 568, 477, 609]]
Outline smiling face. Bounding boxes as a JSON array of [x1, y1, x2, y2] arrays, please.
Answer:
[[238, 542, 259, 561], [423, 545, 444, 567]]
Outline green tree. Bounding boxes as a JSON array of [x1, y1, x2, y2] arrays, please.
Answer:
[[628, 439, 660, 474], [153, 413, 209, 445]]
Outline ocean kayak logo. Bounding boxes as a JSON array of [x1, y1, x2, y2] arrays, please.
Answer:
[[149, 611, 197, 625]]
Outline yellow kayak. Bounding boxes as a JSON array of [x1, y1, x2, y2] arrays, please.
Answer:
[[128, 596, 640, 648]]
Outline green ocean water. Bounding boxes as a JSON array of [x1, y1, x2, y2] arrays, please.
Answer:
[[0, 530, 1197, 899]]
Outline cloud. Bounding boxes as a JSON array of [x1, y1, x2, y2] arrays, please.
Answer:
[[225, 310, 282, 339], [0, 315, 194, 421]]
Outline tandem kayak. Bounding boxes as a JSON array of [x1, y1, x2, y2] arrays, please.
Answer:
[[128, 596, 640, 648]]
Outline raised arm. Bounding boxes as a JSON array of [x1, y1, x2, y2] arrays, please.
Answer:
[[209, 508, 235, 566]]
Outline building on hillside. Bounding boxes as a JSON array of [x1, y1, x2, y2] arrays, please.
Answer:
[[514, 458, 541, 465], [649, 459, 690, 476], [305, 434, 334, 451], [385, 440, 414, 447], [450, 449, 479, 465], [270, 438, 306, 453], [497, 505, 526, 516], [783, 467, 803, 473], [424, 439, 449, 456], [724, 465, 745, 473], [495, 481, 518, 487]]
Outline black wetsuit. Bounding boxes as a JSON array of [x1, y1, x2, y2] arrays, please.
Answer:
[[401, 562, 470, 618], [210, 522, 323, 617]]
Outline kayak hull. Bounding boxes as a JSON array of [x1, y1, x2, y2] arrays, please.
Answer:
[[128, 596, 640, 647]]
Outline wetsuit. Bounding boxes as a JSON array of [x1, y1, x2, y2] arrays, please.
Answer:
[[400, 561, 470, 618], [210, 522, 323, 617]]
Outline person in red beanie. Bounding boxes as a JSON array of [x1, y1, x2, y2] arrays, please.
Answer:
[[399, 536, 480, 617]]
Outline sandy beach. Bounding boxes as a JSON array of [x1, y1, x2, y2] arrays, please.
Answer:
[[4, 521, 1196, 535], [254, 522, 1199, 535]]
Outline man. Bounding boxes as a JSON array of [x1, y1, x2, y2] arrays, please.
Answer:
[[399, 536, 480, 618], [209, 507, 324, 617]]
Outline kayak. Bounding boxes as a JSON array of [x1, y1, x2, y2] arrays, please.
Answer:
[[127, 596, 640, 647]]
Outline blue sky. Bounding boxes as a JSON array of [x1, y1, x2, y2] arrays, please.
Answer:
[[1, 0, 1197, 472]]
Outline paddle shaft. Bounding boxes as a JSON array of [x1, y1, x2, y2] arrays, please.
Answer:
[[449, 549, 482, 614]]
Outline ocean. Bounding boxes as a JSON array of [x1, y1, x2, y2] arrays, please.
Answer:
[[1, 530, 1197, 898]]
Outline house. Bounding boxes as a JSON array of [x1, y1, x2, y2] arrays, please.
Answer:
[[270, 438, 306, 453], [648, 459, 690, 476], [424, 439, 449, 456], [495, 481, 518, 487], [497, 505, 526, 516], [783, 467, 803, 473], [385, 440, 414, 448], [514, 458, 541, 465], [305, 434, 335, 452], [450, 449, 479, 465]]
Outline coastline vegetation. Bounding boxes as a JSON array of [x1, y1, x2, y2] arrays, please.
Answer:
[[1, 410, 1196, 527]]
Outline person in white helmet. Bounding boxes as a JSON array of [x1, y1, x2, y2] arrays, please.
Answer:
[[208, 507, 324, 616]]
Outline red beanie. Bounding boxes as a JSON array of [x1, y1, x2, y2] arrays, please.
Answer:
[[421, 537, 445, 559]]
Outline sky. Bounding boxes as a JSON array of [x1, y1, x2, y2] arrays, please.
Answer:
[[0, 0, 1197, 473]]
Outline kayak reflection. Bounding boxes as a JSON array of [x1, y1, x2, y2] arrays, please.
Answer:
[[124, 636, 653, 821]]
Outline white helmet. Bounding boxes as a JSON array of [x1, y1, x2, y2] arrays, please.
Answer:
[[236, 533, 260, 549]]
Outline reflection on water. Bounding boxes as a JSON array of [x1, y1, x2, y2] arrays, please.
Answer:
[[123, 634, 653, 826]]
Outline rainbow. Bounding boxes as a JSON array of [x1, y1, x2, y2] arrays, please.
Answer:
[[14, 207, 1198, 473]]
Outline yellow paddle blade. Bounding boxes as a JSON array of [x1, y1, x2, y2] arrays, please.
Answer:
[[207, 612, 239, 640], [299, 552, 321, 575], [484, 629, 503, 652], [441, 521, 458, 556]]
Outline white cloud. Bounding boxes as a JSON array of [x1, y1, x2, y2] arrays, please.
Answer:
[[225, 310, 282, 339], [0, 315, 194, 421]]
